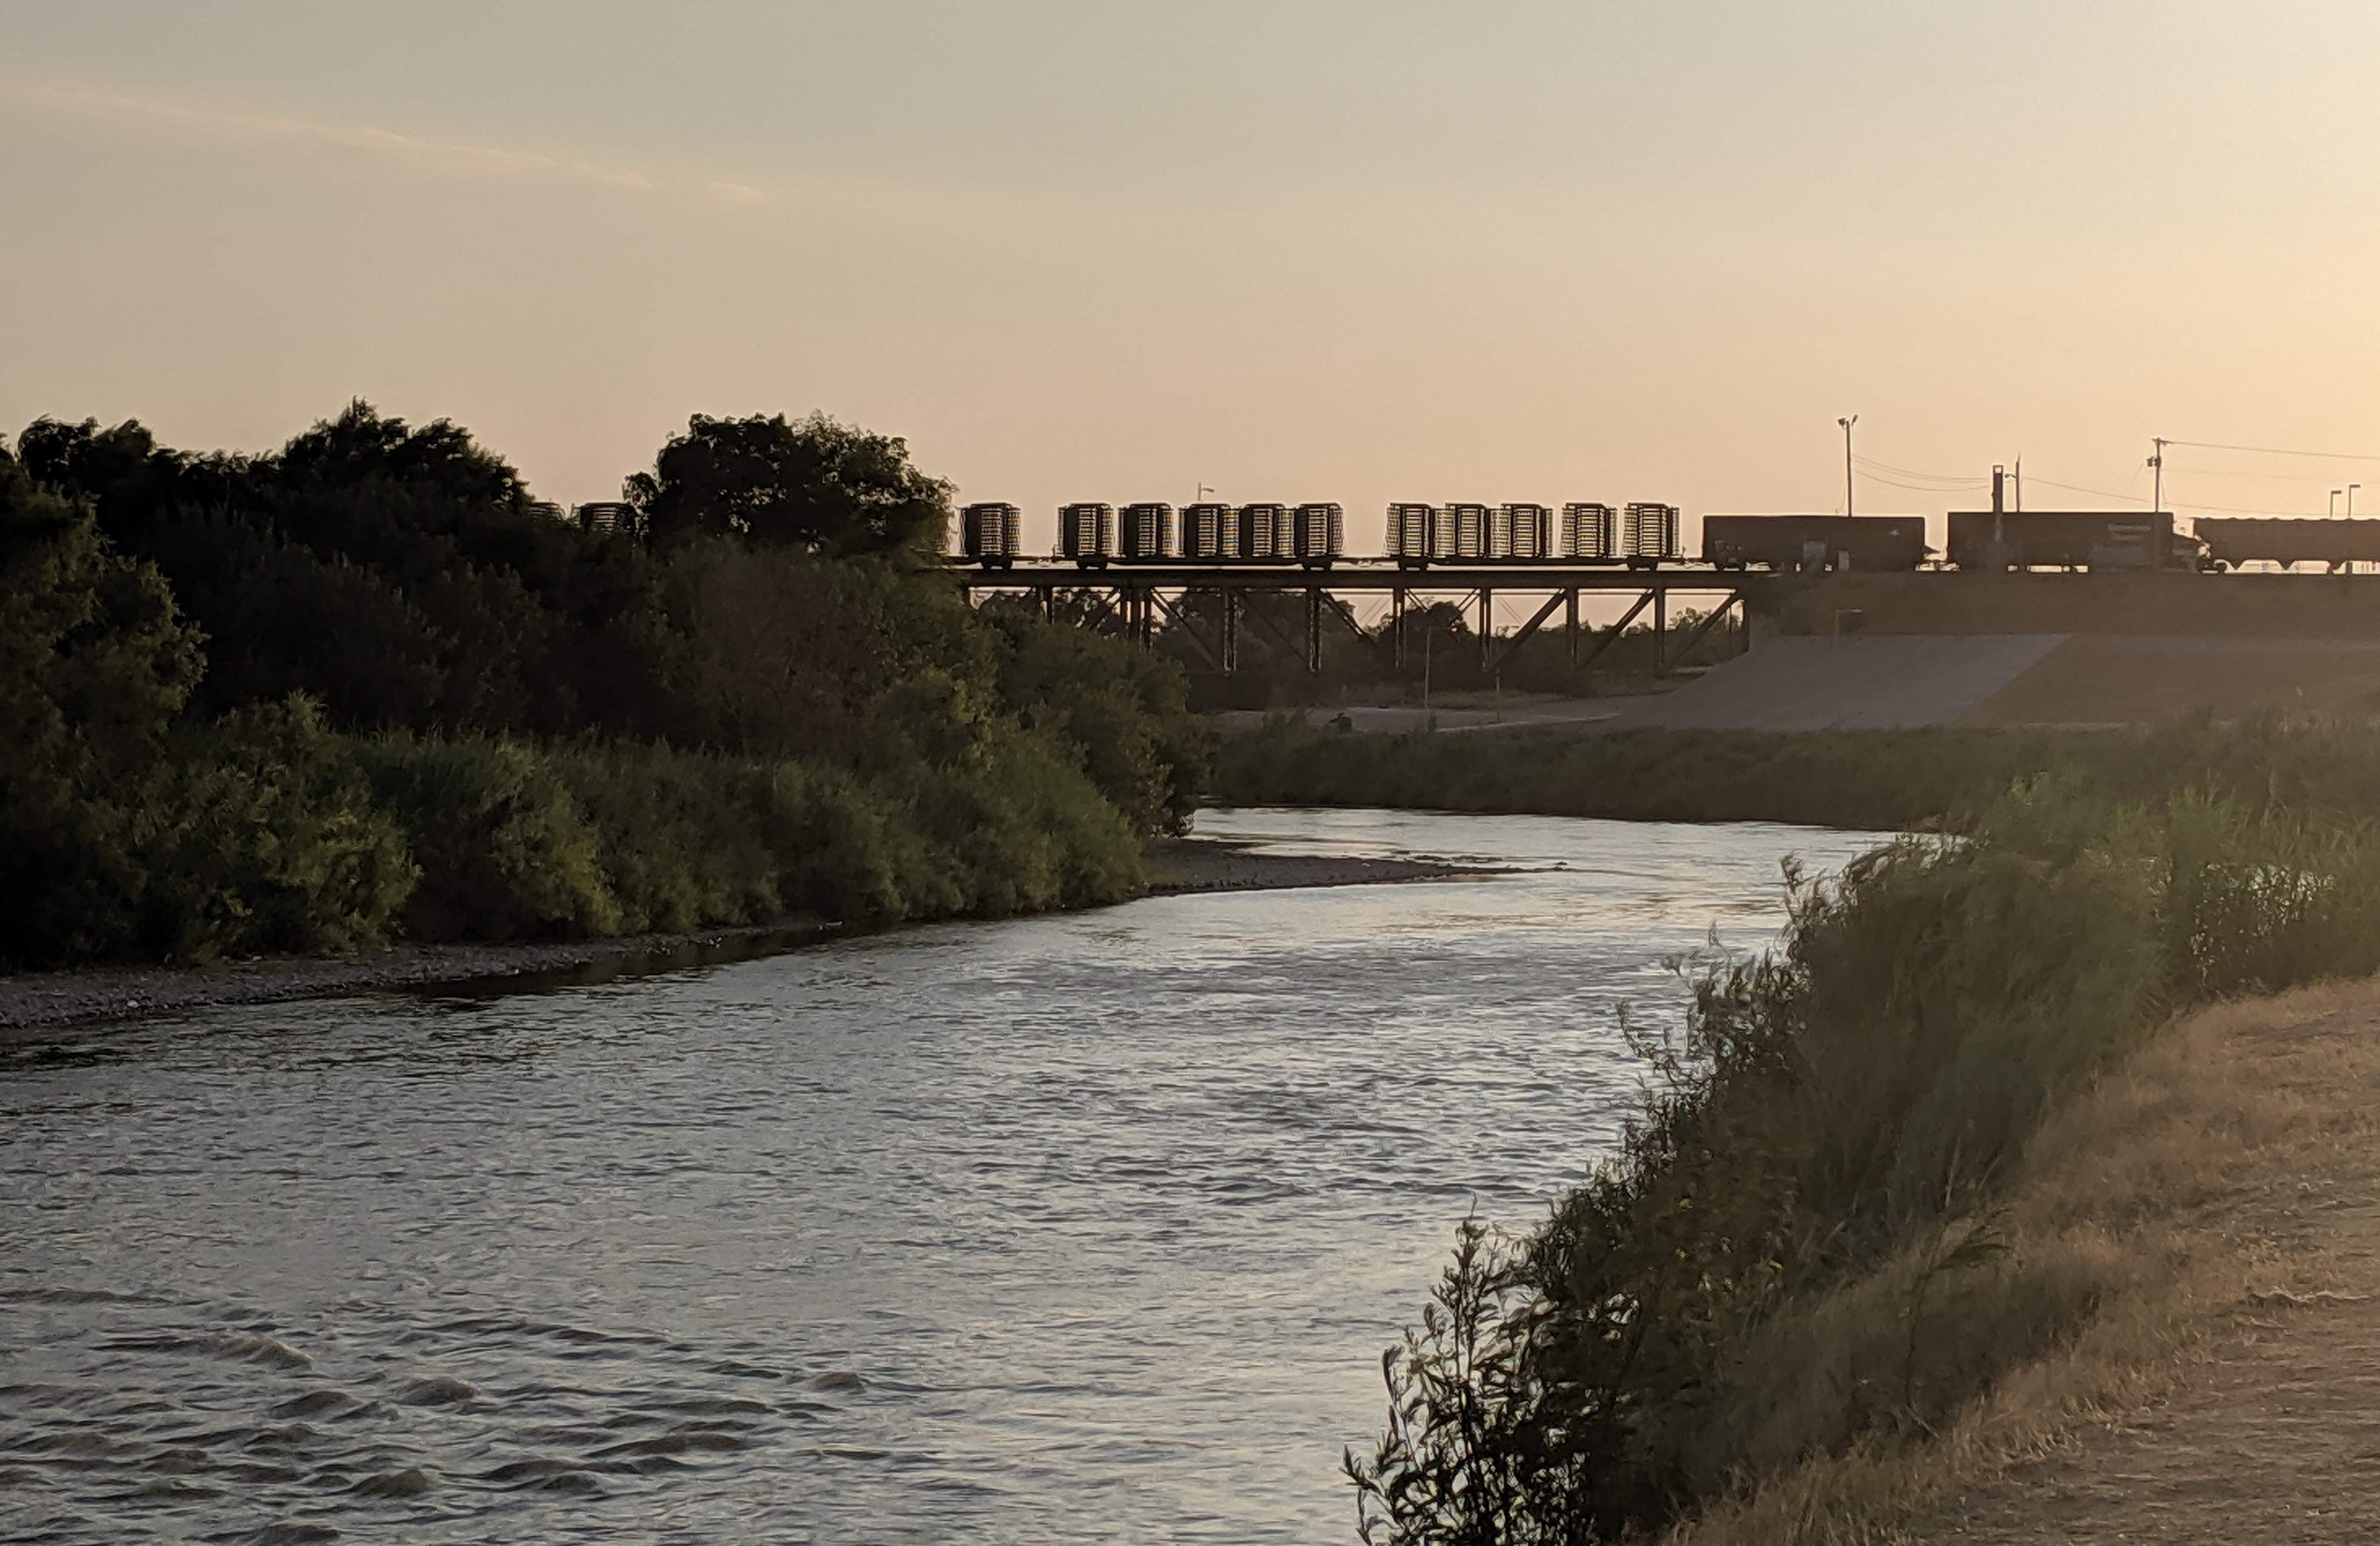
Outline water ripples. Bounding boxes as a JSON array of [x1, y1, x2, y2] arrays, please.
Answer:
[[0, 808, 1872, 1543]]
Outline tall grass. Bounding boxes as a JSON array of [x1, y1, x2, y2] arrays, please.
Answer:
[[1221, 714, 2380, 834], [1349, 771, 2380, 1544]]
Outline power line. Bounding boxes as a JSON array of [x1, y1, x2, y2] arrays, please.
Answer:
[[2163, 438, 2380, 463]]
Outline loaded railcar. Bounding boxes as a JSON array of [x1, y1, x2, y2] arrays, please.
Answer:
[[1702, 515, 1929, 573], [1234, 502, 1296, 561], [1293, 502, 1345, 567], [1180, 501, 1231, 560], [1946, 510, 2197, 571], [1445, 503, 1491, 561], [1492, 502, 1556, 560], [1387, 502, 1435, 569], [960, 501, 1022, 567], [2196, 517, 2380, 571], [1564, 502, 1618, 561], [1059, 502, 1116, 567], [1622, 502, 1680, 569], [1119, 502, 1173, 562]]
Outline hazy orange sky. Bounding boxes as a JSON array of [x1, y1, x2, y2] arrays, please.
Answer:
[[10, 2, 2380, 553]]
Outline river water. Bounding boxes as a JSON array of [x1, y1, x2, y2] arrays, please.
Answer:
[[1, 808, 1873, 1544]]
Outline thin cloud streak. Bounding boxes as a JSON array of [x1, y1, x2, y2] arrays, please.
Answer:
[[0, 79, 771, 206]]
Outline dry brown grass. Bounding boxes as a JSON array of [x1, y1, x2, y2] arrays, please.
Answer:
[[1662, 978, 2380, 1546]]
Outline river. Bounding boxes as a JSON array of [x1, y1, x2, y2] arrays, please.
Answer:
[[1, 807, 1875, 1544]]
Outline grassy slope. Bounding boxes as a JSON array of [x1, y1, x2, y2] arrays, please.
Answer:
[[1672, 980, 2380, 1544]]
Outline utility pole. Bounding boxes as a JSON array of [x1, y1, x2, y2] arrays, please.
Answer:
[[2013, 456, 2022, 511], [1839, 416, 1859, 518], [2149, 437, 2166, 514]]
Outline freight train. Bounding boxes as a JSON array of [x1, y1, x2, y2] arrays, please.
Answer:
[[962, 501, 2336, 575]]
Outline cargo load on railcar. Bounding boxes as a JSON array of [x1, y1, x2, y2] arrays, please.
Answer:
[[1059, 502, 1116, 567], [1118, 502, 1173, 562], [1491, 502, 1555, 560], [1234, 502, 1296, 562], [1293, 502, 1345, 568], [1180, 501, 1232, 560], [1564, 502, 1617, 561], [1622, 503, 1680, 569], [960, 501, 1022, 567], [1386, 502, 1435, 568]]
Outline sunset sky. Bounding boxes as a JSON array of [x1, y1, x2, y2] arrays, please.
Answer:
[[9, 2, 2380, 551]]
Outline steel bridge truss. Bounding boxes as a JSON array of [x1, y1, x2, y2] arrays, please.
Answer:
[[952, 563, 1748, 677]]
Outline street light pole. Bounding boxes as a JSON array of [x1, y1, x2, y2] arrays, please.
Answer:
[[1838, 415, 1858, 519], [2352, 484, 2363, 518]]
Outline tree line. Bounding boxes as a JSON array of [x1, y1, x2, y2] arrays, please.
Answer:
[[1, 405, 1207, 969]]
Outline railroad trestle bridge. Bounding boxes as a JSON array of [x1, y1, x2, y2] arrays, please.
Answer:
[[950, 561, 1756, 677]]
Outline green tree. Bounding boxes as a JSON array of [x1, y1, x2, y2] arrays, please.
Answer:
[[626, 412, 952, 556], [0, 458, 204, 960]]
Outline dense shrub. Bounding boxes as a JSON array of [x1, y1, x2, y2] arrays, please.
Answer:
[[132, 701, 417, 960], [1351, 776, 2380, 1543], [359, 734, 620, 942]]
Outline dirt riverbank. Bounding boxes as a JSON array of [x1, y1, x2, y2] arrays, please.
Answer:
[[1673, 980, 2380, 1545], [0, 839, 1502, 1033]]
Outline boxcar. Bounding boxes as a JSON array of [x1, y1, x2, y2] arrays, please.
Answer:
[[1946, 510, 2190, 571], [1702, 515, 1927, 572]]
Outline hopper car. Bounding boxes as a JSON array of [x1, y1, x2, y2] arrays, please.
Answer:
[[2195, 517, 2380, 572]]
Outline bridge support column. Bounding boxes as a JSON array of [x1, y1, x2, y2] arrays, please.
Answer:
[[1392, 589, 1407, 671], [1653, 589, 1667, 675], [1305, 589, 1322, 674], [1220, 589, 1239, 676], [1478, 589, 1494, 672], [1565, 589, 1580, 666]]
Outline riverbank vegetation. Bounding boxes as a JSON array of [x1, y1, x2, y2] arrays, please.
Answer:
[[1220, 715, 2380, 831], [0, 407, 1204, 970], [1347, 767, 2380, 1543]]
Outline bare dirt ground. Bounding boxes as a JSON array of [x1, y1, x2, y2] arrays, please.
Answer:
[[1905, 987, 2380, 1544]]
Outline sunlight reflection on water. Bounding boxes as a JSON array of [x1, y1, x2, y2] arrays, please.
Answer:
[[0, 808, 1875, 1544]]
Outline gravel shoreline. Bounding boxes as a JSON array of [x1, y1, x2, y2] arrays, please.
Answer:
[[0, 839, 1503, 1034]]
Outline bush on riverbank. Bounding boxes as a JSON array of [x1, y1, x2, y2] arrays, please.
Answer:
[[1349, 772, 2380, 1543], [2, 408, 1200, 970]]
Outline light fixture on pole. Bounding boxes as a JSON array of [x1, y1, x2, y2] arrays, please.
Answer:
[[1838, 416, 1858, 519]]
